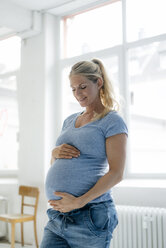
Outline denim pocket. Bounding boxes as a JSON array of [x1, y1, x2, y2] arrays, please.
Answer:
[[89, 204, 108, 230], [107, 204, 118, 234], [84, 201, 118, 238], [84, 202, 109, 238]]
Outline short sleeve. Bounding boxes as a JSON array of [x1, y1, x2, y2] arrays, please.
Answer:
[[61, 118, 67, 131], [102, 112, 128, 138], [61, 113, 79, 131]]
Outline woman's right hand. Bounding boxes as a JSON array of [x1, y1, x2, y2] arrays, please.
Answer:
[[51, 144, 80, 160]]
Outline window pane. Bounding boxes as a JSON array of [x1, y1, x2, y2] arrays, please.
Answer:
[[127, 0, 166, 42], [102, 56, 120, 102], [61, 1, 122, 58], [129, 41, 166, 173], [0, 36, 20, 171], [0, 36, 21, 75], [0, 97, 19, 170], [0, 75, 17, 91]]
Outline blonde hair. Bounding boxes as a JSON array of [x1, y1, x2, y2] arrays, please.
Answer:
[[69, 58, 119, 120]]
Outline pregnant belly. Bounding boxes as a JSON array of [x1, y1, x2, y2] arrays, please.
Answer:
[[45, 157, 107, 201]]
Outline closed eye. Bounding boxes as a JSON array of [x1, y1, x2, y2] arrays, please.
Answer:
[[71, 85, 87, 91], [80, 86, 86, 89]]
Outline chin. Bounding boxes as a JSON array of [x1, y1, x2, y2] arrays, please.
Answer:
[[78, 101, 88, 107], [79, 103, 87, 107]]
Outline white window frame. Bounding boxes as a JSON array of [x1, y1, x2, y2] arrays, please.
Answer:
[[59, 0, 166, 179]]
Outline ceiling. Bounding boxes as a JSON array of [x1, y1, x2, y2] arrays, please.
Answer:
[[6, 0, 110, 15], [0, 0, 111, 39]]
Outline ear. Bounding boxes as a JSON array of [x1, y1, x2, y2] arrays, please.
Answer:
[[97, 78, 103, 90]]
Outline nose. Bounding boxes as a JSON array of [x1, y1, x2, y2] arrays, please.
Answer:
[[74, 88, 82, 97]]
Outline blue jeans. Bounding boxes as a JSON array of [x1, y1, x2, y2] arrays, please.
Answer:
[[40, 200, 118, 248]]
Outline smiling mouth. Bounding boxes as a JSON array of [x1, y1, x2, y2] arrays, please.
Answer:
[[78, 97, 87, 102]]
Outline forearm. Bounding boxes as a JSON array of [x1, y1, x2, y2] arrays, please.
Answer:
[[78, 170, 123, 207]]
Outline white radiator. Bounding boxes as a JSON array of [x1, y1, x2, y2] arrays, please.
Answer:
[[110, 205, 166, 248]]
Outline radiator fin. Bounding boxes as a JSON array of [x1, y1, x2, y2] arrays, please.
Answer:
[[110, 205, 166, 248]]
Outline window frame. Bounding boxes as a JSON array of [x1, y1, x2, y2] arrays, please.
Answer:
[[61, 0, 122, 59], [60, 0, 166, 179]]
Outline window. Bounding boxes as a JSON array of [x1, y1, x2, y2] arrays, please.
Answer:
[[60, 0, 166, 178], [101, 56, 120, 103], [126, 0, 166, 42], [61, 0, 122, 58], [129, 41, 166, 174], [0, 36, 20, 171]]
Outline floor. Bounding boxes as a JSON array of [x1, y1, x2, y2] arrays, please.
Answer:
[[0, 238, 34, 247], [0, 243, 34, 248]]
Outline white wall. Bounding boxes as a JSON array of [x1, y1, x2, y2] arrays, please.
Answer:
[[17, 16, 46, 244], [113, 182, 166, 208]]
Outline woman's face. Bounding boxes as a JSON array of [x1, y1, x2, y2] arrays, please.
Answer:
[[70, 75, 101, 108]]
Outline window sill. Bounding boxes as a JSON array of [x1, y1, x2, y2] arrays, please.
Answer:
[[0, 169, 18, 178], [0, 178, 18, 185], [0, 170, 18, 185], [115, 179, 166, 189]]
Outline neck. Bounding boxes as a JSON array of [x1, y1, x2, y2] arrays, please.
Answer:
[[84, 101, 105, 115]]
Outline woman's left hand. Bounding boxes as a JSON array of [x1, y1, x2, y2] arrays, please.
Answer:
[[48, 192, 83, 213]]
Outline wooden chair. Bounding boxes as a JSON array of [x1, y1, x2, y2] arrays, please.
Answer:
[[0, 185, 39, 248]]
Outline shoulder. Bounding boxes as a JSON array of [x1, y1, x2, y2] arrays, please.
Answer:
[[106, 110, 126, 122], [100, 110, 125, 123], [64, 112, 79, 122], [62, 112, 80, 129], [99, 111, 128, 137]]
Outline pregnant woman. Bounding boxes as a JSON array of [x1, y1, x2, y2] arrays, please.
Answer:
[[40, 59, 128, 248]]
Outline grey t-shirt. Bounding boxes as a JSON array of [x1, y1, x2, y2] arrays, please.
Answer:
[[45, 111, 128, 203]]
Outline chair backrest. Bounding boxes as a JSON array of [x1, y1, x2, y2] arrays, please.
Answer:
[[19, 185, 40, 217]]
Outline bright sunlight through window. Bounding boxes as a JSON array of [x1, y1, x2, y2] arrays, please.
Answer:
[[61, 0, 166, 177], [0, 36, 20, 171], [61, 1, 122, 58]]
